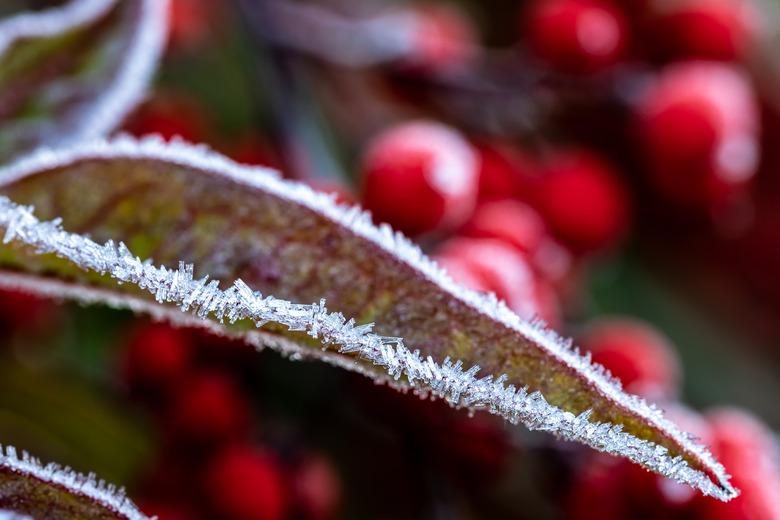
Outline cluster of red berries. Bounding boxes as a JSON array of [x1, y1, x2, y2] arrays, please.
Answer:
[[390, 0, 763, 221], [120, 322, 341, 520], [358, 119, 629, 326]]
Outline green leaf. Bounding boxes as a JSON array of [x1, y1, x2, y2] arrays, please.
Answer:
[[0, 136, 737, 501], [0, 0, 167, 163]]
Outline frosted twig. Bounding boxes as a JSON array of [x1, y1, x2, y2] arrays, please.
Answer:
[[0, 188, 736, 501], [0, 445, 146, 520]]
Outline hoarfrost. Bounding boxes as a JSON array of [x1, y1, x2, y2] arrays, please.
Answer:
[[0, 137, 737, 501], [0, 445, 147, 520]]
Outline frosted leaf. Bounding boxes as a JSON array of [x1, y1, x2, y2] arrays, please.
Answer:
[[0, 0, 168, 163], [0, 136, 737, 501], [0, 445, 148, 519]]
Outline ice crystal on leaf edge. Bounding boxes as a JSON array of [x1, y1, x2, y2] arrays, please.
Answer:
[[0, 136, 737, 502], [0, 445, 147, 520]]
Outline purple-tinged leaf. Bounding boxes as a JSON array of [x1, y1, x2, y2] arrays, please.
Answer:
[[0, 136, 738, 501], [0, 0, 167, 163], [0, 445, 147, 519]]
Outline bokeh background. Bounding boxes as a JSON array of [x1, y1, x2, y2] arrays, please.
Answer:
[[1, 0, 780, 518]]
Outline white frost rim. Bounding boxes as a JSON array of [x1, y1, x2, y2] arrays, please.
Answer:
[[0, 136, 737, 501], [0, 445, 147, 520], [0, 0, 168, 143]]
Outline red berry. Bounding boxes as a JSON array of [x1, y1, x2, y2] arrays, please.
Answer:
[[532, 238, 573, 284], [525, 0, 628, 73], [400, 3, 476, 73], [122, 323, 192, 393], [461, 199, 548, 255], [435, 238, 558, 323], [530, 276, 563, 328], [205, 445, 288, 520], [168, 371, 250, 445], [707, 408, 777, 472], [530, 151, 630, 252], [579, 318, 680, 399], [293, 454, 342, 520], [360, 121, 478, 236], [650, 0, 759, 61], [475, 141, 535, 201], [696, 408, 780, 520], [433, 254, 491, 294], [636, 61, 759, 211], [459, 201, 568, 320]]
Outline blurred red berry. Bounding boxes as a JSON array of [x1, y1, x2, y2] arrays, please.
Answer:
[[475, 141, 535, 201], [294, 454, 342, 520], [400, 3, 476, 73], [461, 199, 548, 255], [125, 95, 210, 143], [435, 237, 558, 323], [205, 445, 288, 520], [636, 61, 759, 211], [525, 0, 628, 73], [649, 0, 759, 61], [435, 254, 492, 293], [530, 151, 630, 252], [695, 408, 780, 520], [360, 120, 478, 236], [168, 371, 250, 445], [122, 323, 192, 394], [530, 277, 563, 327], [579, 318, 680, 399], [532, 238, 574, 285], [708, 408, 776, 463]]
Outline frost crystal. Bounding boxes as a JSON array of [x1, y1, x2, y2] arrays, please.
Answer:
[[0, 445, 147, 520], [0, 142, 737, 501]]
